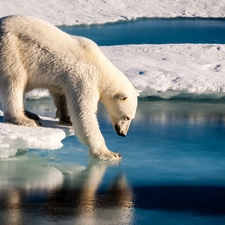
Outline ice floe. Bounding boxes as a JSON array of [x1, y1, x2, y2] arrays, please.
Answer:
[[101, 44, 225, 99], [0, 109, 74, 159], [19, 44, 225, 100]]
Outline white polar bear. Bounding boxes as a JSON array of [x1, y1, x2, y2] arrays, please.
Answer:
[[0, 15, 138, 160]]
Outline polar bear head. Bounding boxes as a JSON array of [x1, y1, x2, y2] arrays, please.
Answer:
[[101, 87, 138, 137], [83, 40, 138, 139], [109, 92, 137, 137]]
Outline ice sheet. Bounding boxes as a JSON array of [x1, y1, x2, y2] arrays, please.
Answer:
[[0, 0, 224, 25], [101, 44, 225, 98], [0, 110, 74, 159], [22, 44, 225, 100]]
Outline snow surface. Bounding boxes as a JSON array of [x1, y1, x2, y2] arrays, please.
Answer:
[[102, 44, 225, 99], [0, 0, 224, 25], [0, 109, 74, 159], [0, 0, 225, 158], [24, 44, 225, 99]]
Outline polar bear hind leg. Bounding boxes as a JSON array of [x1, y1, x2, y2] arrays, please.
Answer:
[[24, 109, 42, 125], [50, 91, 72, 125], [0, 80, 39, 127]]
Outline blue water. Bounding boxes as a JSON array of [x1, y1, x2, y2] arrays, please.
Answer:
[[1, 98, 225, 224], [59, 18, 225, 45]]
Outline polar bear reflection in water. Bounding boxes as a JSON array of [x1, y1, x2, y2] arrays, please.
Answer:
[[0, 158, 134, 225], [0, 15, 138, 160]]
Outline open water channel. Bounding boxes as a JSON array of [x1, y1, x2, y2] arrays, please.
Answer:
[[60, 18, 225, 45]]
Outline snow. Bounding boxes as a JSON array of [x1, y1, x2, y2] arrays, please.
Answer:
[[101, 44, 225, 99], [24, 44, 225, 99], [25, 89, 50, 99], [0, 0, 225, 158], [0, 0, 224, 25], [0, 109, 74, 159]]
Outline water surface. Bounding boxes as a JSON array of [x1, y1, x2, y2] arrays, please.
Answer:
[[59, 18, 225, 45], [1, 98, 225, 224]]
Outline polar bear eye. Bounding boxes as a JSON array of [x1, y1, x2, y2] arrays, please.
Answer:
[[121, 96, 128, 101], [126, 116, 130, 121], [114, 93, 128, 101]]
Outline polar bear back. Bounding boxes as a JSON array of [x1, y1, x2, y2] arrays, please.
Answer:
[[0, 15, 102, 66]]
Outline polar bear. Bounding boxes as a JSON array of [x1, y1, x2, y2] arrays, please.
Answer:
[[0, 15, 138, 160]]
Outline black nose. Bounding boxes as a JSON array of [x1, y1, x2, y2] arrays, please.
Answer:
[[115, 125, 126, 137]]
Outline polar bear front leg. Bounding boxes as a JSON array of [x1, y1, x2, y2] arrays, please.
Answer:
[[66, 89, 122, 160], [0, 82, 39, 127], [77, 113, 122, 160], [84, 112, 122, 160]]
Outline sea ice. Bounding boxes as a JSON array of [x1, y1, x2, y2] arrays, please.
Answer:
[[0, 0, 224, 25], [20, 44, 225, 100], [101, 44, 225, 99], [0, 109, 74, 159]]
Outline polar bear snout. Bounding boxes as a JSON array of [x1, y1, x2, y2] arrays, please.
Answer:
[[115, 124, 126, 137], [114, 124, 129, 137]]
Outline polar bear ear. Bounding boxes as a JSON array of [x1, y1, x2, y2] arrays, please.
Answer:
[[135, 89, 141, 96], [114, 93, 128, 100]]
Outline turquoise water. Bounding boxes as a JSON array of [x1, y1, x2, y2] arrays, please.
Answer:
[[59, 18, 225, 45], [1, 98, 225, 224]]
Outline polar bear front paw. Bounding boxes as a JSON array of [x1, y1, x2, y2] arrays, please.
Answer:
[[100, 152, 122, 161], [90, 148, 122, 161], [109, 152, 122, 160]]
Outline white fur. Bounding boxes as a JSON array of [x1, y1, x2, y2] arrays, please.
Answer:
[[0, 15, 138, 160]]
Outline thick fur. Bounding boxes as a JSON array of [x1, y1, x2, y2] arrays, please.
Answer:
[[0, 15, 138, 160]]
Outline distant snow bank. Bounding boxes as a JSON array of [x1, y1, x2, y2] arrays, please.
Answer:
[[24, 44, 225, 100], [102, 44, 225, 99], [0, 0, 224, 26]]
